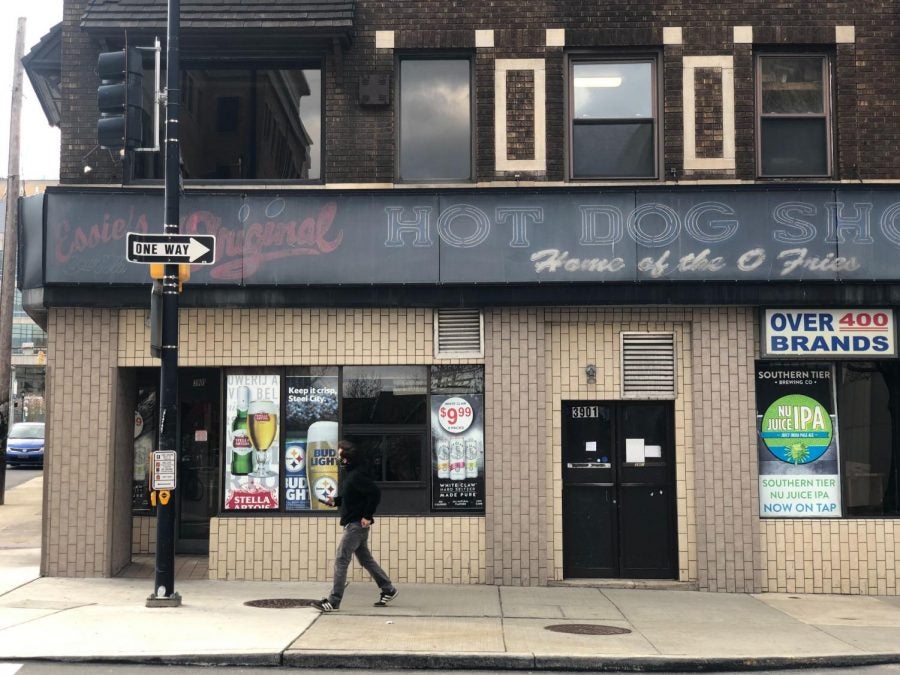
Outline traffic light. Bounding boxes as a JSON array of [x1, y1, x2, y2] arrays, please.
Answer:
[[97, 47, 143, 150]]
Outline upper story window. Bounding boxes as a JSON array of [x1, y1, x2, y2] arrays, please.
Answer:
[[569, 57, 658, 180], [135, 64, 322, 181], [756, 54, 831, 177], [398, 58, 472, 182]]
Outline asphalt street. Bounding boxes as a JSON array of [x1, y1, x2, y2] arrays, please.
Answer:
[[2, 469, 41, 490]]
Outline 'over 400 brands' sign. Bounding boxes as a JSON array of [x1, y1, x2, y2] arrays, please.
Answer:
[[761, 309, 896, 358]]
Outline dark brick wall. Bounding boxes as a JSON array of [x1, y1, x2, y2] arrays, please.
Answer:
[[694, 68, 724, 159], [62, 0, 121, 183], [61, 0, 900, 184], [506, 70, 535, 162], [733, 44, 755, 179]]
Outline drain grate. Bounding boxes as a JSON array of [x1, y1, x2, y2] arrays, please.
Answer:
[[544, 624, 631, 636], [244, 598, 319, 609]]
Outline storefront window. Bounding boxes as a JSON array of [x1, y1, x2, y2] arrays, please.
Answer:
[[342, 366, 427, 424], [345, 433, 425, 483], [342, 366, 429, 513], [757, 360, 900, 519], [836, 362, 900, 516], [430, 364, 484, 394], [132, 365, 485, 518]]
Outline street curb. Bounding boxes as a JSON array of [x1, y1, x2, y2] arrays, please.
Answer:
[[282, 650, 900, 672], [0, 653, 282, 668], [282, 650, 535, 670], [3, 651, 900, 671], [534, 653, 900, 672]]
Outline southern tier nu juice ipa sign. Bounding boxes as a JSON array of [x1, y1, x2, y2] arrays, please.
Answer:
[[756, 364, 841, 517]]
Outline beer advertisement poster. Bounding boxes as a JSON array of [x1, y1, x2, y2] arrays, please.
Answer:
[[224, 374, 281, 510], [284, 374, 339, 511], [132, 386, 157, 513], [756, 364, 842, 518], [430, 394, 485, 511]]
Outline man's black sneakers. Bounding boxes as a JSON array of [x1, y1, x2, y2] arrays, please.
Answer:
[[312, 598, 337, 612], [374, 588, 399, 606]]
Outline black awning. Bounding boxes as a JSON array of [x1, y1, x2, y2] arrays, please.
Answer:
[[81, 0, 355, 38], [21, 23, 61, 128]]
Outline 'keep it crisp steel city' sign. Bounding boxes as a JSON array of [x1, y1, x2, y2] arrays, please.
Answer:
[[761, 309, 897, 358]]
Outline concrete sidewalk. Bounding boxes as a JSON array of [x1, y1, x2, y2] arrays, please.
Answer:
[[2, 477, 900, 671]]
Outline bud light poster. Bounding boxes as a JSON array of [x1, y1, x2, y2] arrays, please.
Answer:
[[224, 374, 281, 511], [430, 394, 485, 512], [285, 374, 339, 511], [756, 363, 842, 518]]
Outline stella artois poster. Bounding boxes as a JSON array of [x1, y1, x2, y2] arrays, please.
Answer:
[[224, 374, 281, 510]]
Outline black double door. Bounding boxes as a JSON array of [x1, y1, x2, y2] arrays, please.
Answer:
[[562, 401, 676, 579]]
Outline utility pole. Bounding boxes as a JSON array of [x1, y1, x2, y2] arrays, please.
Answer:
[[146, 0, 181, 607], [0, 18, 26, 506]]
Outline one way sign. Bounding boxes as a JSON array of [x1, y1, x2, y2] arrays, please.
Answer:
[[126, 233, 216, 265]]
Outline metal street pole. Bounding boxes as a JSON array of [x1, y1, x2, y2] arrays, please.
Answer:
[[0, 18, 26, 506], [146, 0, 181, 607]]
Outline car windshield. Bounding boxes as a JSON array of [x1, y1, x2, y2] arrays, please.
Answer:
[[9, 423, 44, 439]]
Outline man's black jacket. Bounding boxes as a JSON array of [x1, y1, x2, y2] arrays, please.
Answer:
[[333, 464, 381, 526]]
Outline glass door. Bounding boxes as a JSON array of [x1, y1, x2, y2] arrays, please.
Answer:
[[176, 369, 220, 553]]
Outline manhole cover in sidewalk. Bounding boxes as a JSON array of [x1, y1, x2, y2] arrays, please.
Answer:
[[544, 624, 631, 635], [244, 598, 319, 609]]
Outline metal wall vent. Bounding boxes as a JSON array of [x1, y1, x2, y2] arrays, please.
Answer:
[[435, 308, 483, 358], [621, 332, 676, 398]]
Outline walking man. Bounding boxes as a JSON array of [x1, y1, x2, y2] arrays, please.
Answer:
[[313, 440, 399, 612]]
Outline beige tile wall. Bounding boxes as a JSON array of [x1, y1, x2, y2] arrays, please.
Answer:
[[42, 309, 119, 577], [761, 512, 900, 595], [120, 307, 486, 581], [117, 308, 437, 367], [132, 516, 156, 554], [48, 305, 900, 593], [209, 516, 485, 583], [483, 308, 549, 585], [689, 307, 761, 592], [543, 308, 696, 584]]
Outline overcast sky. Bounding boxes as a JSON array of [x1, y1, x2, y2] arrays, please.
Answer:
[[1, 0, 63, 180]]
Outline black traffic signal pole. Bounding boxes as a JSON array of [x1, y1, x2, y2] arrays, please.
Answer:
[[147, 0, 181, 608]]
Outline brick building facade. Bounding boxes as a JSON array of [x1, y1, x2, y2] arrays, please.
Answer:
[[18, 0, 900, 593]]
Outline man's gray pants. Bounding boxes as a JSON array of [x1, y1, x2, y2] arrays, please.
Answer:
[[328, 522, 394, 607]]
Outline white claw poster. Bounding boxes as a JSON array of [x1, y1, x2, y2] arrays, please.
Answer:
[[224, 374, 281, 510], [430, 394, 485, 511]]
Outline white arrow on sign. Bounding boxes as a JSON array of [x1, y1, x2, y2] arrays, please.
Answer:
[[187, 237, 211, 262]]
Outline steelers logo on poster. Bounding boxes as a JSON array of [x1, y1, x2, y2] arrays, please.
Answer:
[[285, 442, 306, 474]]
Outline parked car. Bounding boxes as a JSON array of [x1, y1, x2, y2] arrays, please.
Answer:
[[5, 422, 45, 468]]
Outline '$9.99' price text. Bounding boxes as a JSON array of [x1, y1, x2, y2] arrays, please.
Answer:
[[438, 397, 474, 434]]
